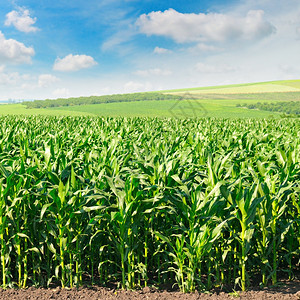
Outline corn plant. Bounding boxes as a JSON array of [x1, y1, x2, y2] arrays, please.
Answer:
[[0, 115, 298, 292]]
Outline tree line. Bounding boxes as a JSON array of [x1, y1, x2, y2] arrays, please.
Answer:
[[23, 93, 183, 109], [237, 101, 300, 116]]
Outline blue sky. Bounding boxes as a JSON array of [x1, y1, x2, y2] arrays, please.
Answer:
[[0, 0, 300, 100]]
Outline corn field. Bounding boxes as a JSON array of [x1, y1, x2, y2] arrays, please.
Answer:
[[0, 116, 299, 292]]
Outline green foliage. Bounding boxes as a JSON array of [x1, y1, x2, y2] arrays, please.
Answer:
[[23, 93, 183, 109], [0, 116, 299, 292], [239, 101, 300, 116]]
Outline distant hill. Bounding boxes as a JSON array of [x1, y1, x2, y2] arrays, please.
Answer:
[[162, 79, 300, 94], [2, 79, 300, 118]]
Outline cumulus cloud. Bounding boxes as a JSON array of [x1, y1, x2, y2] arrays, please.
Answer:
[[153, 46, 172, 54], [38, 74, 59, 87], [0, 70, 32, 86], [196, 62, 237, 73], [136, 9, 276, 43], [134, 68, 172, 77], [53, 54, 97, 72], [5, 8, 39, 33], [0, 31, 35, 64]]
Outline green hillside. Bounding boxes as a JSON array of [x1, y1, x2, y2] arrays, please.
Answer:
[[1, 79, 299, 118], [50, 99, 282, 118], [162, 79, 300, 94]]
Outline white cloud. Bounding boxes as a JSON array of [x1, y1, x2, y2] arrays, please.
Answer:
[[153, 46, 172, 54], [191, 43, 222, 52], [53, 54, 97, 72], [102, 30, 135, 52], [196, 63, 237, 73], [134, 68, 172, 77], [136, 9, 275, 43], [5, 8, 39, 33], [0, 70, 32, 87], [123, 81, 152, 93], [0, 31, 35, 64], [52, 88, 70, 98], [0, 71, 19, 86], [38, 74, 59, 87]]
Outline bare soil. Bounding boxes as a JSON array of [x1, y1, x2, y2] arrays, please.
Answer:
[[0, 280, 299, 300]]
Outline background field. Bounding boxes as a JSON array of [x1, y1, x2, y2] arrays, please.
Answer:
[[50, 99, 281, 118], [1, 79, 299, 118], [162, 79, 300, 94], [0, 104, 93, 116], [0, 100, 282, 118]]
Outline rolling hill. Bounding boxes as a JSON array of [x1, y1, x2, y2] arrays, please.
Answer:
[[1, 79, 299, 118]]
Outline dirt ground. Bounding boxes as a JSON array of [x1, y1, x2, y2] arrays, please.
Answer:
[[0, 280, 299, 300]]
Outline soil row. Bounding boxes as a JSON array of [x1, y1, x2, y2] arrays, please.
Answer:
[[0, 280, 299, 300]]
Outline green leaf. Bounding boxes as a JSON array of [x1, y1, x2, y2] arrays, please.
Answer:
[[0, 163, 10, 178], [40, 203, 53, 220]]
